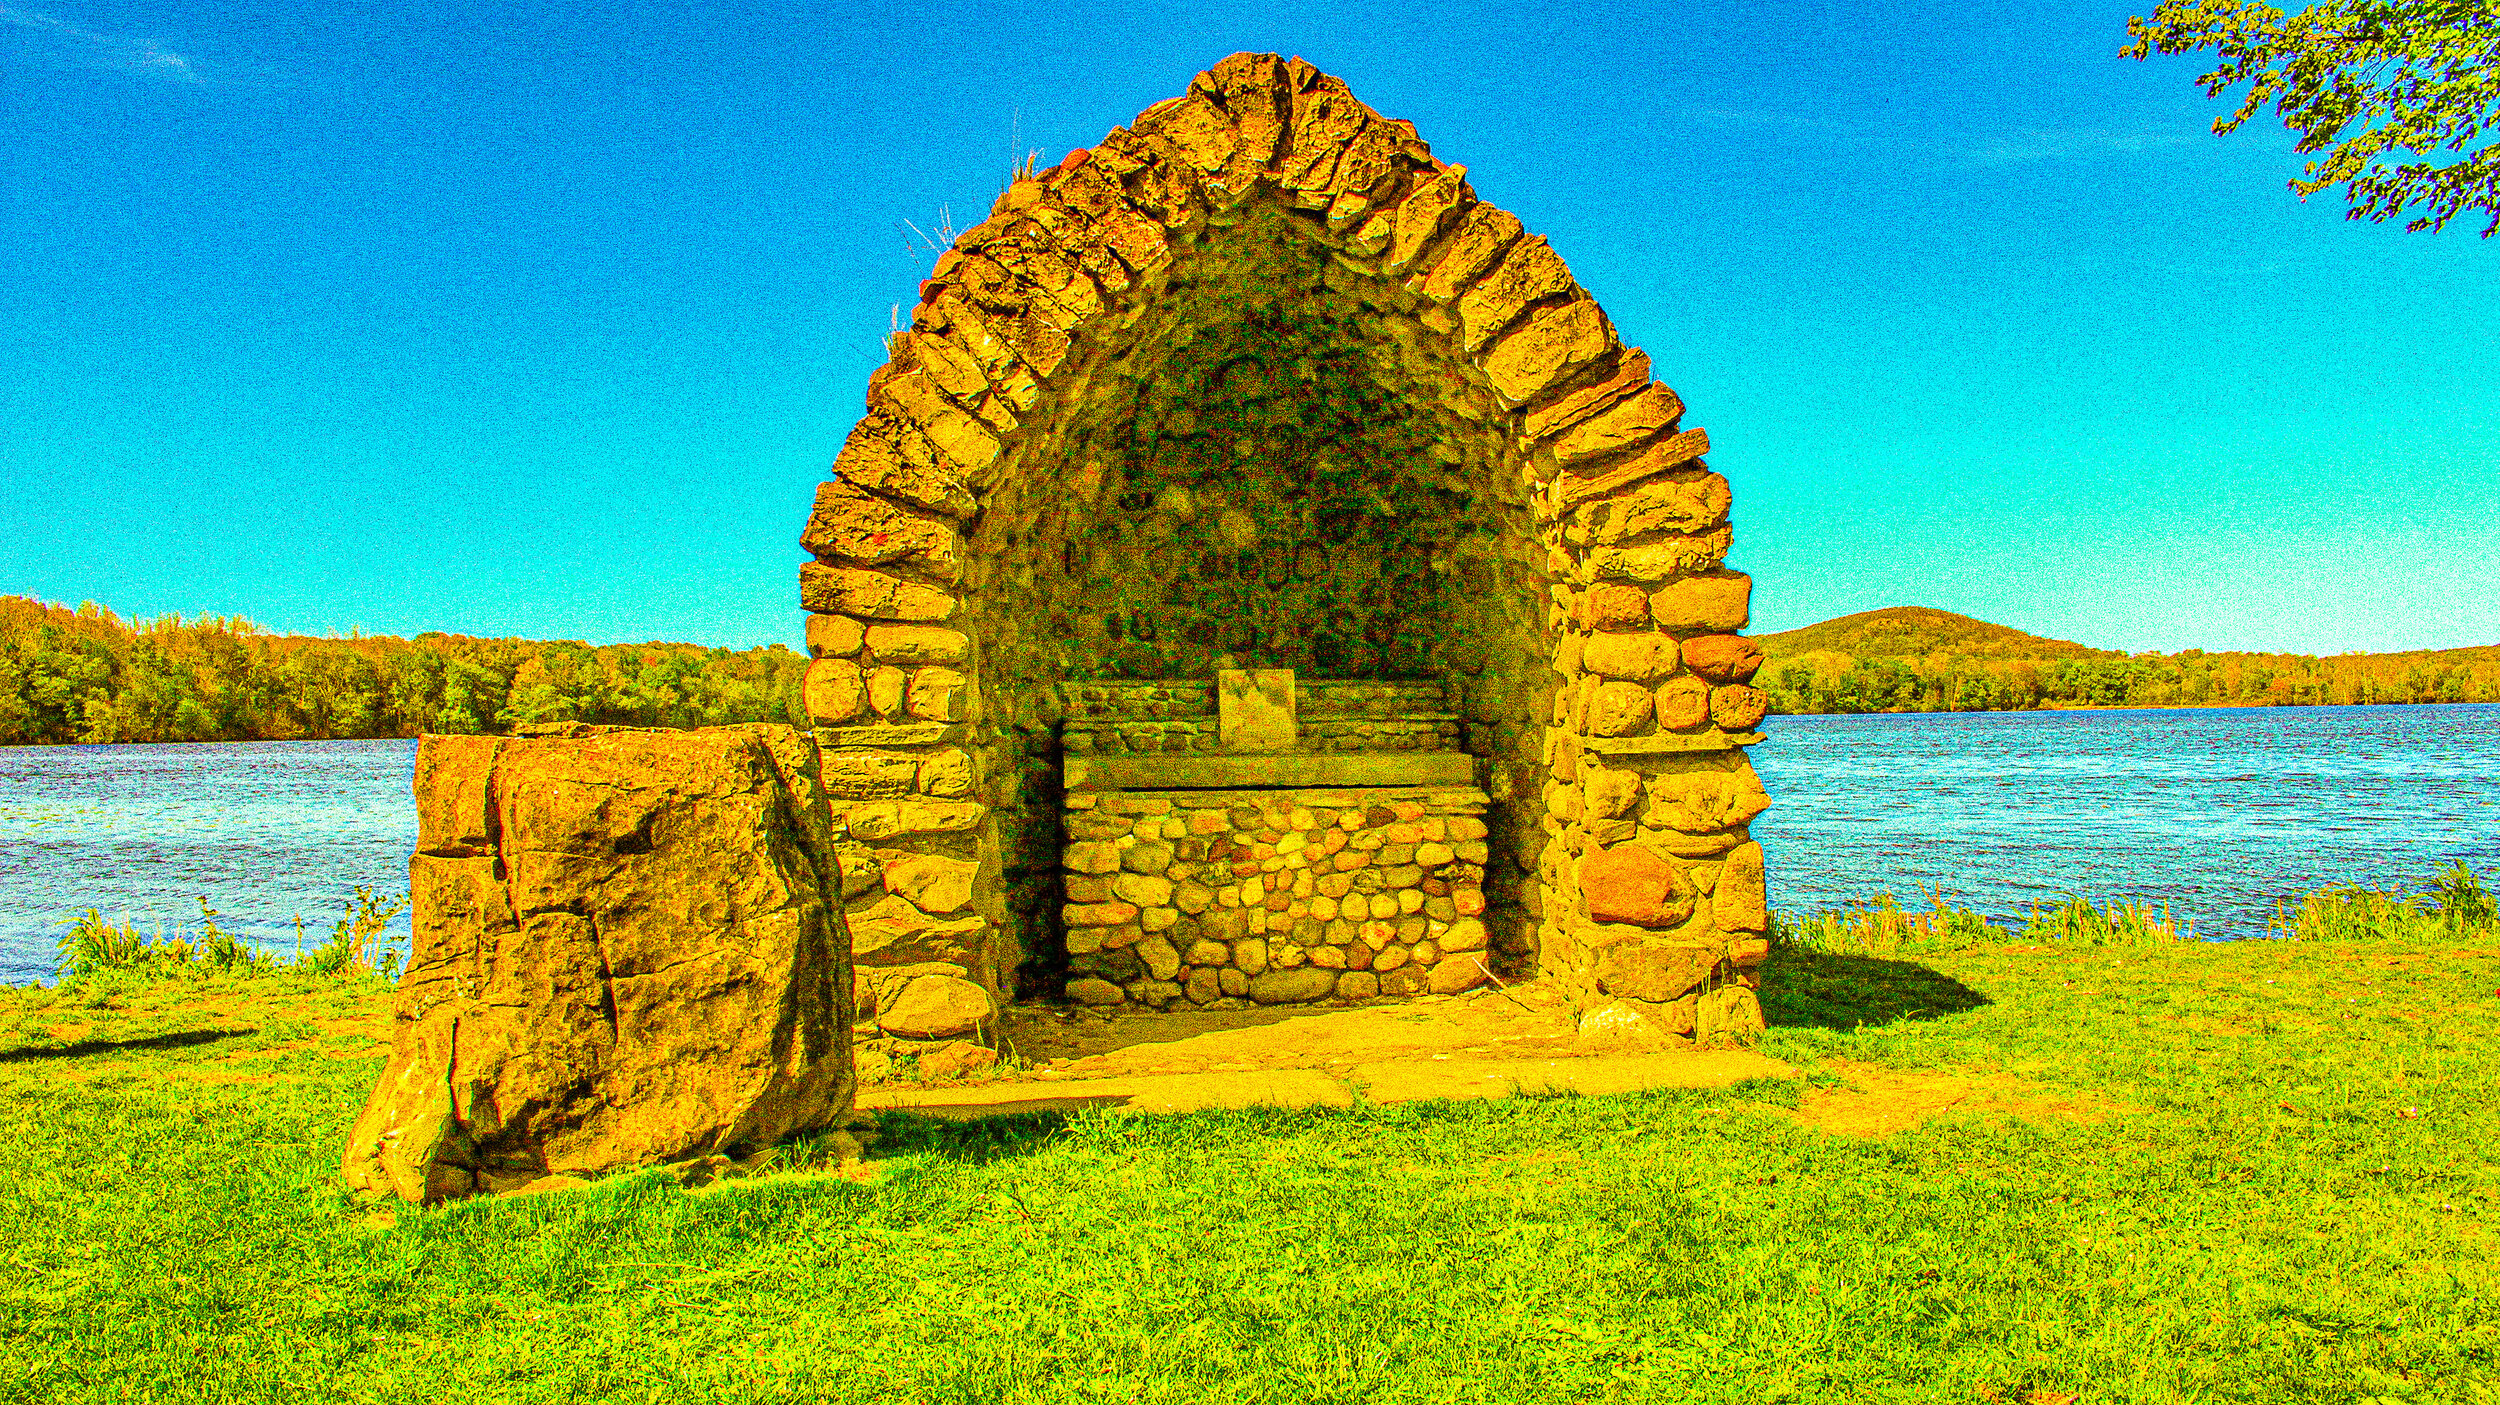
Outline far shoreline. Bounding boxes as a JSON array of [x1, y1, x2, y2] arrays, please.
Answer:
[[1767, 698, 2500, 721], [4, 696, 2498, 748]]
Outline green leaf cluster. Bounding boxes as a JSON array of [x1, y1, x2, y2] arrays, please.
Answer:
[[2126, 1, 2500, 235]]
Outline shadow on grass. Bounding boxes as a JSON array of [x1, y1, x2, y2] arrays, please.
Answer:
[[859, 1094, 1391, 1167], [1761, 949, 1988, 1030], [865, 1108, 1076, 1166], [0, 1026, 256, 1063]]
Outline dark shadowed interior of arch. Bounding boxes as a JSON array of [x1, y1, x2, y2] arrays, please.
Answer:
[[955, 197, 1555, 994]]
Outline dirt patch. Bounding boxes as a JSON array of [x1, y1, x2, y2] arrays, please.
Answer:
[[870, 985, 1797, 1120], [1784, 1058, 2133, 1139], [996, 985, 1587, 1079]]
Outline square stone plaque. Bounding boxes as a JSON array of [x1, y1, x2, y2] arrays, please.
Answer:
[[1216, 669, 1296, 753]]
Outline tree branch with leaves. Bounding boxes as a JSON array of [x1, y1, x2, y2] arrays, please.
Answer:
[[2125, 0, 2500, 235]]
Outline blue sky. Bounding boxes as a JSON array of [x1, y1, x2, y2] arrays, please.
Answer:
[[6, 0, 2494, 655]]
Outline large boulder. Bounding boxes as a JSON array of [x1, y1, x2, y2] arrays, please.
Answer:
[[341, 723, 854, 1204]]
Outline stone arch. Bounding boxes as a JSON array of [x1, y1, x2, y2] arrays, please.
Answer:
[[799, 53, 1772, 1038]]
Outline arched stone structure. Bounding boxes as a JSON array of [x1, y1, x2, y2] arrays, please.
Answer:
[[800, 53, 1772, 1039]]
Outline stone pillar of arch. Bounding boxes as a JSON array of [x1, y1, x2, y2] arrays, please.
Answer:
[[799, 53, 1772, 1041]]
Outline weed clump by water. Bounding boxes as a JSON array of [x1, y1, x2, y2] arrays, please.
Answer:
[[1773, 864, 2497, 955], [1773, 889, 2197, 954], [2268, 862, 2498, 942], [1769, 888, 1999, 955], [52, 887, 406, 985], [2017, 894, 2194, 945]]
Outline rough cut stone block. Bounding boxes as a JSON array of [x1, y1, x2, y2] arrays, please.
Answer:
[[880, 851, 977, 915], [1065, 840, 1122, 874], [1589, 529, 1733, 583], [831, 414, 978, 519], [1385, 164, 1473, 275], [845, 799, 984, 840], [848, 894, 985, 964], [804, 611, 866, 659], [1550, 383, 1685, 466], [1582, 762, 1643, 819], [1483, 299, 1615, 407], [1592, 472, 1730, 543], [1654, 676, 1712, 732], [1282, 81, 1368, 190], [1593, 943, 1719, 1002], [800, 563, 957, 622], [1411, 205, 1523, 303], [1695, 985, 1765, 1043], [1458, 235, 1576, 351], [1682, 634, 1764, 685], [804, 658, 864, 725], [905, 667, 971, 723], [1581, 632, 1677, 682], [818, 749, 920, 800], [1585, 681, 1655, 737], [801, 481, 961, 580], [1644, 761, 1773, 835], [343, 726, 851, 1206], [1582, 584, 1650, 632], [413, 734, 503, 857], [879, 974, 993, 1039], [863, 624, 968, 665], [905, 324, 991, 400], [1556, 427, 1710, 510], [1710, 685, 1770, 732], [1248, 967, 1336, 1004], [917, 749, 973, 797], [1715, 842, 1768, 934], [1649, 571, 1751, 633], [1579, 843, 1698, 929], [865, 666, 906, 720], [1522, 350, 1650, 441]]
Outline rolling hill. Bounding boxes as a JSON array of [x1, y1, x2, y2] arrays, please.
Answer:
[[1752, 606, 2500, 715]]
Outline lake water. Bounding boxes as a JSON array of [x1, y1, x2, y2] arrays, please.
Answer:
[[1, 704, 2494, 984], [1748, 704, 2500, 936], [1, 739, 422, 987]]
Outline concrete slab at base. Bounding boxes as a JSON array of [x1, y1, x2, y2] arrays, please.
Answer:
[[858, 1048, 1794, 1121]]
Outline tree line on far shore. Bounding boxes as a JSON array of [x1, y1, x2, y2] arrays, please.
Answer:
[[10, 595, 2496, 743], [0, 596, 808, 746], [1757, 607, 2500, 716]]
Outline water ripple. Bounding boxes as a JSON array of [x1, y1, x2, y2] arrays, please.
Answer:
[[1750, 703, 2500, 936]]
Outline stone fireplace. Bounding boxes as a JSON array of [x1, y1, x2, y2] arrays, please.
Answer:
[[799, 53, 1773, 1038], [1054, 669, 1493, 1007]]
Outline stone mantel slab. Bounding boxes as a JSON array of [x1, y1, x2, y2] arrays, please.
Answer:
[[1064, 751, 1481, 792]]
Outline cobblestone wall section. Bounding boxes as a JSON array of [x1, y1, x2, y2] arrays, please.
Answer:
[[1060, 787, 1495, 1008], [798, 53, 1770, 1040]]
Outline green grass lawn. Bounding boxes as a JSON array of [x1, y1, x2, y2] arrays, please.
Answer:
[[2, 928, 2495, 1403]]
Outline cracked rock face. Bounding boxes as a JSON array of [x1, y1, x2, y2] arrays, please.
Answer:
[[340, 724, 854, 1205]]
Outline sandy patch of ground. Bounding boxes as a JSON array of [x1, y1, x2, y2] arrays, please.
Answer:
[[1781, 1057, 2133, 1138], [865, 984, 1798, 1119]]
